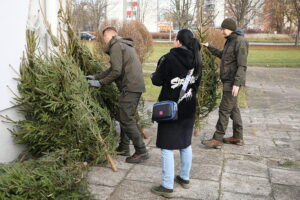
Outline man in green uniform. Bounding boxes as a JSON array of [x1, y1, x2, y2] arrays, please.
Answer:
[[202, 18, 249, 149], [87, 27, 149, 163]]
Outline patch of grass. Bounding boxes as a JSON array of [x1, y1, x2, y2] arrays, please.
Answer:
[[142, 73, 160, 102], [279, 161, 296, 168], [147, 42, 300, 68], [238, 87, 248, 108], [146, 42, 173, 63], [143, 64, 156, 71], [248, 48, 300, 67]]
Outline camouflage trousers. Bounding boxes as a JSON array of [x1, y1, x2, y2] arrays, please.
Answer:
[[213, 91, 243, 141]]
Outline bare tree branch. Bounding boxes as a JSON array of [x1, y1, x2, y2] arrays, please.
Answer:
[[164, 0, 197, 29], [227, 0, 264, 28], [72, 0, 107, 32]]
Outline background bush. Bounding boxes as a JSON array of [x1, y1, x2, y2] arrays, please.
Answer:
[[97, 20, 153, 63], [151, 32, 176, 40]]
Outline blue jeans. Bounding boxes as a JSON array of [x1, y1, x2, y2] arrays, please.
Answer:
[[161, 145, 192, 189]]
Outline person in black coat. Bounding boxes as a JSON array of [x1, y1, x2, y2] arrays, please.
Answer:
[[150, 29, 202, 198]]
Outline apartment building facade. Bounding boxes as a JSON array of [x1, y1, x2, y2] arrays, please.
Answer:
[[106, 0, 159, 32]]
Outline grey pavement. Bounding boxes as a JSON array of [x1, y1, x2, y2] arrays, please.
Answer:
[[88, 67, 300, 200]]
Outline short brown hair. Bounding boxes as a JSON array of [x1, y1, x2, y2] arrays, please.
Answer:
[[102, 26, 117, 34]]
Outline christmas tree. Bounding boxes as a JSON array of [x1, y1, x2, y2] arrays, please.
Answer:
[[194, 1, 221, 136], [12, 30, 118, 166]]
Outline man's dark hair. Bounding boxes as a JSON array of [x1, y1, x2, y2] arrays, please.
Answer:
[[102, 26, 118, 35]]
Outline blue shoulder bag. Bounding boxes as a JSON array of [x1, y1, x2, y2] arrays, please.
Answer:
[[151, 69, 194, 122]]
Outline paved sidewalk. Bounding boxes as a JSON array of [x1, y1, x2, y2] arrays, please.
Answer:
[[88, 67, 300, 200]]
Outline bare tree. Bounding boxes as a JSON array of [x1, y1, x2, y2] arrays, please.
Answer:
[[136, 0, 149, 23], [72, 0, 107, 32], [227, 0, 264, 28], [164, 0, 198, 29], [290, 0, 300, 45], [266, 0, 287, 33]]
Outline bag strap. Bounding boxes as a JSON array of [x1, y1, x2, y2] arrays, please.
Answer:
[[177, 69, 194, 104]]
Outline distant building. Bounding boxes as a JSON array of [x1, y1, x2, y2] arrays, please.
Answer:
[[105, 0, 159, 32]]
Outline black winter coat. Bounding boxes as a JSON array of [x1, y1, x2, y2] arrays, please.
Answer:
[[151, 47, 201, 149]]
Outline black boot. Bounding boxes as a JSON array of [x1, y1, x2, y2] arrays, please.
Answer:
[[151, 185, 173, 198]]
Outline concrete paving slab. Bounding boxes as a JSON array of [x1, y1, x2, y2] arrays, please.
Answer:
[[87, 166, 128, 187], [220, 192, 272, 200], [108, 180, 164, 200], [221, 173, 271, 196], [190, 163, 222, 181], [126, 165, 161, 184], [222, 144, 261, 156], [288, 131, 300, 140], [270, 168, 300, 186], [260, 146, 300, 160], [244, 136, 276, 147], [192, 147, 224, 166], [224, 159, 268, 178], [172, 179, 219, 200], [272, 184, 300, 200], [89, 185, 114, 200]]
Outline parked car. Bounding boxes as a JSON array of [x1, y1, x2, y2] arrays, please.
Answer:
[[80, 32, 96, 40]]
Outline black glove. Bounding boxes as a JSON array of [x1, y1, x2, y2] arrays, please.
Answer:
[[88, 80, 101, 88]]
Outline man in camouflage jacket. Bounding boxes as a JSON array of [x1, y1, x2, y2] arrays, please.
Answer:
[[87, 27, 149, 163], [202, 18, 249, 148]]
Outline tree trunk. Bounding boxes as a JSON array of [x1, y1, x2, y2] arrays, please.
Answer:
[[295, 19, 300, 46]]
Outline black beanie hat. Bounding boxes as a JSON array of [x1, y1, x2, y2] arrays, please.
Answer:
[[221, 18, 237, 31]]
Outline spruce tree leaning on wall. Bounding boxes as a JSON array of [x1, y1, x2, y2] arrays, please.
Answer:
[[11, 30, 118, 164], [0, 29, 116, 200]]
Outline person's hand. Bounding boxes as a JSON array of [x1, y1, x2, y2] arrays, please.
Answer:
[[86, 75, 95, 80], [201, 42, 209, 47], [88, 80, 101, 88], [232, 86, 240, 96]]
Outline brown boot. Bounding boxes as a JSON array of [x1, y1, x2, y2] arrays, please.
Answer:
[[125, 152, 149, 163], [223, 137, 244, 146], [201, 139, 223, 149]]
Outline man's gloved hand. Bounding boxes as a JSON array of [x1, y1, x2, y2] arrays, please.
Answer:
[[88, 80, 101, 88], [86, 75, 95, 80]]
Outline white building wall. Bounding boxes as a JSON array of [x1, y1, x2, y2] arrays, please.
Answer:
[[106, 0, 158, 32], [214, 0, 225, 27], [106, 0, 126, 21], [0, 0, 29, 163], [0, 0, 64, 163], [142, 0, 158, 32]]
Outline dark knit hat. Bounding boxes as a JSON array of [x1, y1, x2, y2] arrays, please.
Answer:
[[221, 18, 237, 31]]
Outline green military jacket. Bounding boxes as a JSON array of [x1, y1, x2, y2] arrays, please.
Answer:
[[95, 36, 145, 93], [208, 30, 248, 91]]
